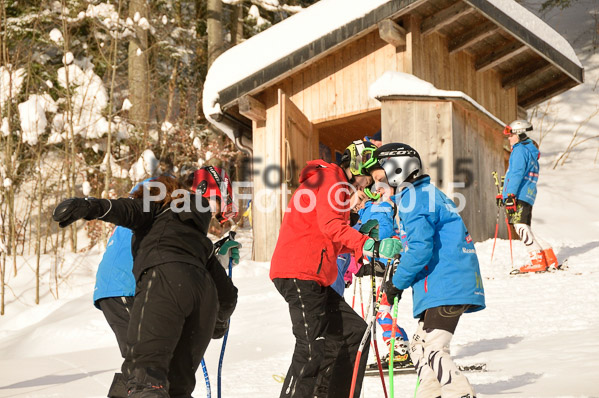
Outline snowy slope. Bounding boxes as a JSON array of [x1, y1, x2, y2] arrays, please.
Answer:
[[1, 1, 599, 397]]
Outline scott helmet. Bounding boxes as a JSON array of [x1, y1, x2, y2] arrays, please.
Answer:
[[372, 143, 422, 187], [340, 140, 378, 176]]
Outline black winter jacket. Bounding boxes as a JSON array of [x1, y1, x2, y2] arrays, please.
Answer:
[[93, 196, 213, 281], [89, 196, 238, 331]]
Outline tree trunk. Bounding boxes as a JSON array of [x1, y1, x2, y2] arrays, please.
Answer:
[[207, 0, 224, 68], [128, 0, 150, 133], [230, 1, 244, 46]]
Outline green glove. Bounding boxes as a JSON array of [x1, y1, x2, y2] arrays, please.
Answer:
[[362, 238, 403, 259], [359, 219, 379, 240], [218, 240, 241, 264]]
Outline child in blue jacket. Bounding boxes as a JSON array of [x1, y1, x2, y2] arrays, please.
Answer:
[[502, 119, 558, 272], [366, 143, 485, 398]]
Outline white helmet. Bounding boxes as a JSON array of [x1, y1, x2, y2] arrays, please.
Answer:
[[372, 143, 422, 187], [504, 119, 533, 137]]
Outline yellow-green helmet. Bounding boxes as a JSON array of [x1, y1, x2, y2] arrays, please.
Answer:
[[341, 140, 378, 176]]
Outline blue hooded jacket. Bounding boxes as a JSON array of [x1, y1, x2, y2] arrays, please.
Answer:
[[502, 138, 539, 205], [391, 176, 485, 318], [93, 179, 152, 308]]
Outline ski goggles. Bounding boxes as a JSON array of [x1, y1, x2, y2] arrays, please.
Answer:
[[364, 187, 381, 201], [503, 125, 533, 136], [215, 200, 238, 225], [360, 147, 378, 173]]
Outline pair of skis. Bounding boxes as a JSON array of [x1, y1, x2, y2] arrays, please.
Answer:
[[201, 231, 236, 398]]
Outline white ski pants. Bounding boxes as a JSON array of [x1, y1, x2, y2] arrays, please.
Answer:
[[514, 223, 551, 254], [410, 321, 476, 398]]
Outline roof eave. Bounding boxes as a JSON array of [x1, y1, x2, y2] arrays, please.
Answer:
[[463, 0, 584, 85], [217, 0, 425, 112]]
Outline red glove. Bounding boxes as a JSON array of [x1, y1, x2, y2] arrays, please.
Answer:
[[495, 194, 503, 207], [504, 194, 517, 214]]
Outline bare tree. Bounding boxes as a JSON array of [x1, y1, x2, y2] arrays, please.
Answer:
[[128, 0, 150, 134], [553, 107, 599, 168], [207, 0, 224, 67]]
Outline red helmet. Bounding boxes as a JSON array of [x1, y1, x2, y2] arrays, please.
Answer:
[[191, 166, 237, 224]]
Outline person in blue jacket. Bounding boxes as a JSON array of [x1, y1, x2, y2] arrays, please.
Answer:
[[502, 120, 558, 273], [367, 143, 485, 398]]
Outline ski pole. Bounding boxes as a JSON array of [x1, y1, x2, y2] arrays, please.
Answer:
[[371, 272, 388, 398], [217, 256, 234, 398], [358, 276, 365, 318], [500, 176, 514, 269], [413, 377, 420, 398], [348, 266, 389, 398], [388, 255, 401, 398], [351, 276, 357, 310], [201, 359, 211, 398], [490, 172, 502, 264]]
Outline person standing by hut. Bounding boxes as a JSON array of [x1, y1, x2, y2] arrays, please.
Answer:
[[501, 119, 559, 273], [270, 141, 403, 398]]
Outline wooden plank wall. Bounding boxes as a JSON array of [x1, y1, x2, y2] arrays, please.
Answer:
[[381, 98, 505, 242], [411, 17, 518, 125], [282, 30, 405, 124], [381, 100, 454, 194], [265, 21, 517, 128], [251, 88, 283, 261], [451, 101, 507, 241]]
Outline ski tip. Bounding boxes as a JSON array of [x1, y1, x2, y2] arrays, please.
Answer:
[[457, 363, 487, 372]]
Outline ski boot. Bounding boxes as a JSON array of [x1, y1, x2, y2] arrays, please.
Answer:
[[542, 248, 559, 270], [518, 250, 547, 273]]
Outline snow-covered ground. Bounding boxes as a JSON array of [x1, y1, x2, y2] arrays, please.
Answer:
[[2, 1, 599, 397]]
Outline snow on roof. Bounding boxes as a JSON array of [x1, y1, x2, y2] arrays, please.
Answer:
[[203, 0, 581, 124], [474, 0, 581, 68], [369, 71, 506, 126], [202, 0, 388, 118]]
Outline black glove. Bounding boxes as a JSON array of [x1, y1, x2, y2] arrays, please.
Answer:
[[383, 261, 403, 303], [212, 317, 230, 339], [373, 260, 386, 277], [504, 194, 517, 216], [52, 198, 104, 228], [355, 261, 373, 278]]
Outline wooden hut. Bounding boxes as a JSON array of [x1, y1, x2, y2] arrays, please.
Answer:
[[203, 0, 583, 261]]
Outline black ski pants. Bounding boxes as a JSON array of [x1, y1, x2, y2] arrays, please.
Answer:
[[98, 296, 135, 357], [123, 262, 218, 398], [98, 296, 135, 398], [273, 278, 369, 398]]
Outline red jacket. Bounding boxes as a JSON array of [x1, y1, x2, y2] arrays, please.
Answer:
[[270, 160, 368, 286]]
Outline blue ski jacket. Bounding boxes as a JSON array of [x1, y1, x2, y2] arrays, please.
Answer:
[[93, 179, 152, 308], [391, 176, 485, 318], [502, 138, 540, 205]]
